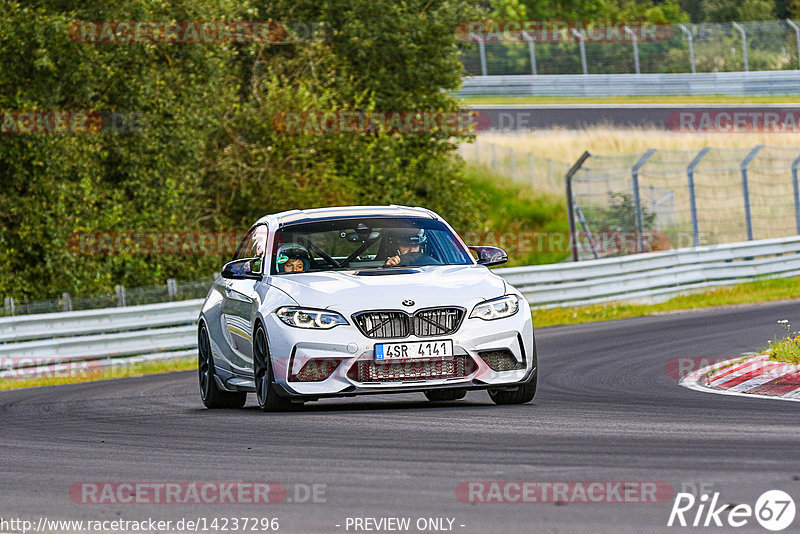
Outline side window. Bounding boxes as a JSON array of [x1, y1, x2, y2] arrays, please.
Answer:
[[233, 225, 269, 272]]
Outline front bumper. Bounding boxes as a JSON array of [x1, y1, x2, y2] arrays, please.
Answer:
[[263, 310, 535, 399]]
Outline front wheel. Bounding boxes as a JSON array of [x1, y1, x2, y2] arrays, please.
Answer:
[[253, 326, 295, 412], [198, 324, 247, 409], [488, 369, 537, 405]]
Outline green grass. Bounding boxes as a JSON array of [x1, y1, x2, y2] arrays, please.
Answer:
[[459, 95, 800, 105], [0, 357, 196, 391], [532, 276, 800, 328], [767, 322, 800, 364], [460, 164, 570, 266]]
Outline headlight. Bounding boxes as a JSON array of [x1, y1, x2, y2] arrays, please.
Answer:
[[276, 307, 348, 329], [469, 295, 519, 321]]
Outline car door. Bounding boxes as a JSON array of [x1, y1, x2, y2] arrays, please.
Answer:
[[220, 225, 268, 374]]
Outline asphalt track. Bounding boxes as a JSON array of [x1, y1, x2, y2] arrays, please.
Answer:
[[2, 300, 800, 534]]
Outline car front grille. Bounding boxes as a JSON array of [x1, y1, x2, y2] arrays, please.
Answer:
[[347, 355, 476, 382], [353, 307, 465, 339], [352, 311, 410, 339], [412, 308, 464, 337]]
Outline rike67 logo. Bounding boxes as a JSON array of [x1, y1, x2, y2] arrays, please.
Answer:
[[668, 490, 796, 531]]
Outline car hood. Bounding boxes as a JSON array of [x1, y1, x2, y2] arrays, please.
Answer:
[[267, 265, 506, 314]]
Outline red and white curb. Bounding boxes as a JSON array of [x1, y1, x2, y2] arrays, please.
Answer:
[[680, 353, 800, 402]]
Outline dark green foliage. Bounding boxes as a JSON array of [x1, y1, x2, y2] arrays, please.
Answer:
[[0, 0, 483, 300]]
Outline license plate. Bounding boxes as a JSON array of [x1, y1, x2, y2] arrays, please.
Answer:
[[375, 340, 454, 362]]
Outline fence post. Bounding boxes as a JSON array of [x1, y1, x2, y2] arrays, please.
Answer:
[[631, 149, 657, 253], [4, 297, 14, 316], [687, 147, 710, 247], [528, 153, 535, 188], [792, 154, 800, 234], [490, 143, 497, 170], [115, 284, 126, 307], [522, 30, 537, 74], [740, 145, 763, 241], [167, 278, 177, 298], [732, 22, 749, 72], [624, 26, 641, 74], [509, 148, 516, 180], [473, 33, 488, 76], [677, 24, 696, 73], [574, 204, 600, 260], [571, 28, 588, 75], [61, 292, 73, 312], [565, 151, 592, 262], [787, 20, 800, 70]]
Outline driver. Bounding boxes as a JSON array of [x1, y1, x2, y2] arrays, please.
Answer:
[[384, 228, 440, 267], [275, 243, 312, 273]]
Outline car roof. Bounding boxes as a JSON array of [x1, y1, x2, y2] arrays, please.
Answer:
[[254, 205, 439, 228]]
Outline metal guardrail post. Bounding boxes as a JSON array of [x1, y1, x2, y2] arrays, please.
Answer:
[[116, 285, 127, 307], [787, 20, 800, 70], [571, 28, 588, 75], [740, 145, 763, 241], [792, 154, 800, 234], [631, 149, 656, 252], [687, 147, 711, 247], [521, 30, 537, 75], [565, 151, 592, 261], [61, 292, 73, 312], [732, 22, 749, 72], [677, 24, 696, 73], [472, 33, 487, 76], [167, 278, 178, 298], [624, 26, 640, 74]]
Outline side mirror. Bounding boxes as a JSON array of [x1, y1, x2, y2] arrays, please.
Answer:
[[221, 258, 262, 280], [469, 246, 508, 267]]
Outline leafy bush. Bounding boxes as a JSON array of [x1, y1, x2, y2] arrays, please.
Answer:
[[0, 0, 485, 301]]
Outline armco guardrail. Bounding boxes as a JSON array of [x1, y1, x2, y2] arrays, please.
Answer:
[[496, 235, 800, 308], [2, 236, 799, 374], [0, 299, 202, 371], [458, 71, 800, 97], [0, 299, 203, 343]]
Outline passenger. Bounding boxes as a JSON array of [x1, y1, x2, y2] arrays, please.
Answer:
[[275, 243, 312, 273]]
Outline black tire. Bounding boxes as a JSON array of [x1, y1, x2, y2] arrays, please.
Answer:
[[424, 389, 467, 402], [198, 324, 247, 409], [488, 368, 537, 405], [253, 325, 295, 412]]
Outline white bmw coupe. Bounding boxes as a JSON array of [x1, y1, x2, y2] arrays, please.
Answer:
[[198, 205, 537, 411]]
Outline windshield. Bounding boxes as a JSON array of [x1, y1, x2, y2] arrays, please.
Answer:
[[271, 217, 472, 274]]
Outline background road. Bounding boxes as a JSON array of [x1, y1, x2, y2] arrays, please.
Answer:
[[472, 104, 800, 130], [2, 300, 800, 533]]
